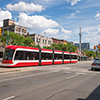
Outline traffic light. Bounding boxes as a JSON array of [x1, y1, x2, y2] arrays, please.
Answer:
[[0, 27, 2, 36], [98, 46, 100, 50], [94, 46, 96, 49]]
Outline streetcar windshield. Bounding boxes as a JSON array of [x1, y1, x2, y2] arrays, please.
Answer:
[[3, 48, 15, 60]]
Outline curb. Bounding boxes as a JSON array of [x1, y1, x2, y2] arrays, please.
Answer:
[[0, 70, 21, 73]]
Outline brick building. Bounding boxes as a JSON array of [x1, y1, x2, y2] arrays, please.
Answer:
[[52, 38, 67, 45], [2, 19, 27, 35], [28, 34, 53, 48]]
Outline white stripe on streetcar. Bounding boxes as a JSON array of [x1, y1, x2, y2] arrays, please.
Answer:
[[54, 52, 62, 54], [41, 50, 52, 53], [16, 48, 39, 52]]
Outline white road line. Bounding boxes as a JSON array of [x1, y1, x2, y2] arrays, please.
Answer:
[[3, 96, 15, 100], [66, 74, 79, 80], [64, 72, 71, 74], [76, 73, 86, 75]]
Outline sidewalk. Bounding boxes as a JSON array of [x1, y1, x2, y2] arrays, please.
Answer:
[[0, 62, 39, 74]]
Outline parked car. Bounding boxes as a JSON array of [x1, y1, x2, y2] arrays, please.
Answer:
[[91, 58, 100, 70]]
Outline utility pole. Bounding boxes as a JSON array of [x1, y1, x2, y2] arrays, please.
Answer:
[[79, 24, 82, 61], [7, 30, 9, 45]]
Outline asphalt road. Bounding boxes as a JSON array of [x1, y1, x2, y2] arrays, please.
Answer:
[[0, 61, 100, 100]]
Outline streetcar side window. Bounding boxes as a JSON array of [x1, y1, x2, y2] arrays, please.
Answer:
[[71, 55, 77, 59], [14, 51, 25, 60], [14, 51, 20, 60], [14, 51, 39, 60], [64, 54, 70, 59], [25, 51, 39, 60], [20, 51, 25, 60], [54, 54, 62, 60], [41, 53, 52, 60]]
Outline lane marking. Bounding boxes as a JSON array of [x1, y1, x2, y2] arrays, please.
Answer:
[[66, 74, 79, 80], [3, 96, 15, 100], [76, 73, 86, 75], [64, 72, 71, 74]]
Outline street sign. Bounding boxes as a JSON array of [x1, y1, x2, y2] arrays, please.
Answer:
[[94, 46, 96, 49], [0, 28, 2, 36]]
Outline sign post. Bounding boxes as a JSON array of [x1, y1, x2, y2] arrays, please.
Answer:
[[7, 30, 9, 45]]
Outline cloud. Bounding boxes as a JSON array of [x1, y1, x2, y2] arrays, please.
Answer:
[[97, 28, 100, 35], [17, 13, 71, 39], [81, 26, 98, 33], [41, 28, 59, 35], [95, 13, 100, 20], [66, 0, 81, 6], [51, 26, 72, 40], [22, 0, 64, 8], [76, 10, 79, 13], [66, 10, 80, 19], [18, 13, 59, 31], [6, 1, 45, 13], [96, 11, 99, 13], [86, 31, 90, 35], [61, 26, 71, 34], [0, 10, 12, 27]]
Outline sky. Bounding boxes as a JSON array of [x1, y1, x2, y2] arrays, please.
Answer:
[[0, 0, 100, 49]]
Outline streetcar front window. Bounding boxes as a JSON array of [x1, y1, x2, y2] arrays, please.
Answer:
[[3, 48, 15, 60]]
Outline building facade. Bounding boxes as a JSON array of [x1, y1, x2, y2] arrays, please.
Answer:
[[2, 19, 27, 35], [75, 43, 79, 48], [52, 38, 67, 45], [75, 42, 90, 50], [28, 34, 53, 48], [81, 43, 90, 50]]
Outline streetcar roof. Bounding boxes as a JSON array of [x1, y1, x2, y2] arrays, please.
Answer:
[[5, 45, 39, 50], [5, 45, 78, 55]]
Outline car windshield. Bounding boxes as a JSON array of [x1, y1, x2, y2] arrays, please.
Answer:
[[93, 60, 100, 63], [3, 48, 15, 60]]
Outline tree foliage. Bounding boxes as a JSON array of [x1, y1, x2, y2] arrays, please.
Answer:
[[0, 31, 34, 47], [83, 49, 96, 58], [43, 43, 77, 52], [35, 44, 40, 48]]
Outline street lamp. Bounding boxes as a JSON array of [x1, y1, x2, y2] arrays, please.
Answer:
[[70, 45, 72, 63], [79, 24, 82, 61], [7, 30, 9, 45]]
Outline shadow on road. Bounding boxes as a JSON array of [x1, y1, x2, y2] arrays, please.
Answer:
[[77, 85, 100, 100], [88, 68, 100, 72]]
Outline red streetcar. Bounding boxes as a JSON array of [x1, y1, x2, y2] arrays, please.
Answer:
[[2, 45, 78, 67]]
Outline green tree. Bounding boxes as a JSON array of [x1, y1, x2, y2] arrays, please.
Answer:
[[35, 44, 40, 48], [83, 49, 96, 58], [98, 53, 100, 58], [0, 34, 7, 46], [0, 31, 34, 47], [23, 36, 33, 47], [43, 43, 77, 52]]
